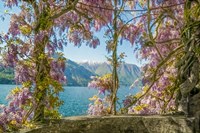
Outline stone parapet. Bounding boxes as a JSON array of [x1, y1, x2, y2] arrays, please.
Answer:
[[20, 115, 198, 133]]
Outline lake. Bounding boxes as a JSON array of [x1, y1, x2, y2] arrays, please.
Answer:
[[0, 85, 138, 116]]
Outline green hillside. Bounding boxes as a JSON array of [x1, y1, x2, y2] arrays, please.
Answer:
[[0, 65, 15, 84]]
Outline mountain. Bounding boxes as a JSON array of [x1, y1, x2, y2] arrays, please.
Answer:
[[118, 63, 141, 86], [79, 62, 141, 86], [64, 60, 96, 86], [0, 65, 15, 84], [0, 60, 141, 86], [0, 60, 96, 86]]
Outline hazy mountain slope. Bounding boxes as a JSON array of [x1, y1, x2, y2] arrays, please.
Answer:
[[79, 62, 141, 86], [118, 63, 141, 85], [64, 60, 96, 86], [0, 65, 15, 84]]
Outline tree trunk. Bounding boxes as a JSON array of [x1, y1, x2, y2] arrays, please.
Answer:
[[110, 0, 119, 115], [111, 50, 119, 115], [178, 0, 200, 116], [33, 35, 50, 122]]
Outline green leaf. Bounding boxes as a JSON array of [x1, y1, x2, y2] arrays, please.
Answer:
[[4, 10, 9, 13]]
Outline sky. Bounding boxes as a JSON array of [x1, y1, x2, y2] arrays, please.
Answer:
[[63, 32, 141, 65], [0, 3, 143, 66]]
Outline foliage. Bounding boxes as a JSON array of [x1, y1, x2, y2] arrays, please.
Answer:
[[88, 74, 112, 115], [123, 0, 185, 114], [176, 0, 200, 114], [0, 0, 113, 124], [88, 95, 110, 116], [89, 74, 113, 94], [102, 0, 143, 115], [0, 86, 33, 131], [122, 0, 200, 115], [0, 1, 199, 132]]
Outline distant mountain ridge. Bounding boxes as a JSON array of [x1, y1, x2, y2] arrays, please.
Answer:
[[64, 60, 96, 86], [79, 62, 141, 86], [0, 60, 141, 86]]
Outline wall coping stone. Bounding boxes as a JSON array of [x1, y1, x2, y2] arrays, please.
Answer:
[[20, 115, 198, 133]]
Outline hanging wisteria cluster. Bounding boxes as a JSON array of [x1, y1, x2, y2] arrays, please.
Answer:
[[123, 0, 185, 114], [88, 74, 113, 115], [0, 87, 33, 131]]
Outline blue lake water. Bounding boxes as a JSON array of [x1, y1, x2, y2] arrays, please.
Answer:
[[0, 85, 138, 116]]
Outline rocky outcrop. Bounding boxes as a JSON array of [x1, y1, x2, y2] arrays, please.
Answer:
[[21, 115, 197, 133]]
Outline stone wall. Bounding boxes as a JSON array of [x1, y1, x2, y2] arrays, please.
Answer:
[[189, 91, 200, 116], [21, 115, 199, 133]]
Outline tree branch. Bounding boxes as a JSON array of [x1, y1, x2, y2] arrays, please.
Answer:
[[51, 0, 79, 20]]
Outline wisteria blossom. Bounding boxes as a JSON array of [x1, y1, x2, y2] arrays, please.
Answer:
[[123, 0, 185, 114], [0, 87, 33, 131], [88, 95, 110, 116], [0, 0, 113, 123], [88, 74, 112, 115], [0, 1, 197, 132]]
